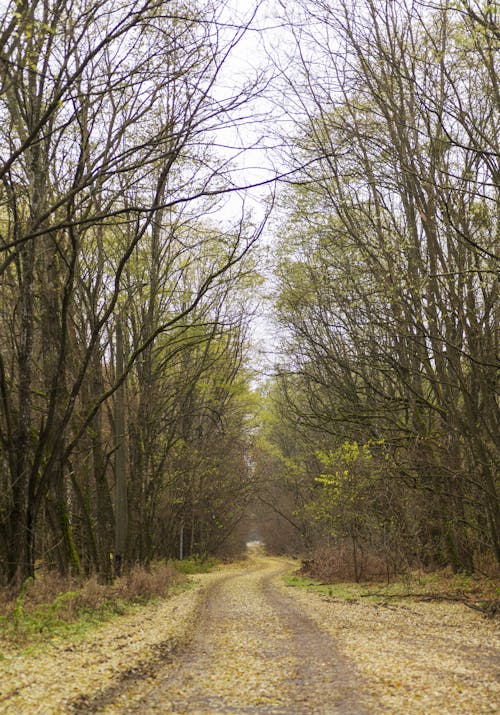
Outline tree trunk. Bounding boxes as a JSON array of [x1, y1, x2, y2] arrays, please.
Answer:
[[114, 314, 128, 576]]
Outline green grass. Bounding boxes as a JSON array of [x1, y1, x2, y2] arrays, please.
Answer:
[[0, 562, 190, 652], [284, 569, 500, 605], [172, 556, 219, 574], [1, 591, 132, 648], [0, 579, 197, 659], [284, 574, 364, 600]]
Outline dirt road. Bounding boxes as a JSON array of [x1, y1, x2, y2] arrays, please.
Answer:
[[126, 556, 374, 714], [0, 554, 498, 713]]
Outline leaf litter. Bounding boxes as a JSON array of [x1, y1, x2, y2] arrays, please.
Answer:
[[0, 556, 498, 714], [283, 575, 500, 714]]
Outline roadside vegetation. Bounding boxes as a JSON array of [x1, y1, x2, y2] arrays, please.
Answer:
[[0, 554, 229, 653], [172, 557, 220, 575], [0, 562, 186, 650], [285, 569, 500, 618]]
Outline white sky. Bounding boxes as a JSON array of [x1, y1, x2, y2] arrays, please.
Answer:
[[212, 1, 291, 374]]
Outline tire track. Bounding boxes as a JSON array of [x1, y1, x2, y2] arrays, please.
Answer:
[[122, 557, 378, 714]]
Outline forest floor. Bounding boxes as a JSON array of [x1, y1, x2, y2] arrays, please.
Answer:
[[0, 553, 498, 714]]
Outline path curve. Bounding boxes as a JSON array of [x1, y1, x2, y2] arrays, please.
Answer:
[[126, 555, 376, 714]]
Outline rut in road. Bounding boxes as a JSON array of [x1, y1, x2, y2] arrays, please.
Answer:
[[128, 556, 377, 714]]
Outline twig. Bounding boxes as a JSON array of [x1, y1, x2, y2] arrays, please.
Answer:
[[359, 592, 499, 617]]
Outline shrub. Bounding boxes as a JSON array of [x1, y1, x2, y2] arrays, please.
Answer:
[[0, 561, 182, 645], [301, 542, 402, 583]]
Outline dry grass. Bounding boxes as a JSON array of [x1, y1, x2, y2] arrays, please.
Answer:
[[302, 544, 500, 600], [295, 554, 500, 623], [0, 561, 183, 644]]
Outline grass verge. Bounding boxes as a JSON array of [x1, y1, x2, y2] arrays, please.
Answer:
[[0, 561, 188, 650], [284, 570, 500, 615], [172, 556, 219, 574]]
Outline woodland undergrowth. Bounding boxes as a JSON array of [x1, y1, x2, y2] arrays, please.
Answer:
[[294, 560, 500, 618], [0, 561, 184, 647]]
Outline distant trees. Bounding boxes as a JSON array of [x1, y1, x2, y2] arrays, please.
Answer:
[[266, 0, 499, 575], [1, 0, 497, 588], [0, 0, 267, 586]]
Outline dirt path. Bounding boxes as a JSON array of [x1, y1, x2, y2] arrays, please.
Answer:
[[0, 554, 498, 713], [125, 556, 375, 714]]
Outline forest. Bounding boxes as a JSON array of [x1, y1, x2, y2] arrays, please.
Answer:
[[0, 0, 498, 590]]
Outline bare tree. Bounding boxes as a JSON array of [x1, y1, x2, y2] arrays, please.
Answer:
[[0, 0, 271, 585], [270, 0, 499, 572]]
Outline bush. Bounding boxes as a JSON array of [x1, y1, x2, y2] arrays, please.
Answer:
[[300, 542, 403, 583]]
